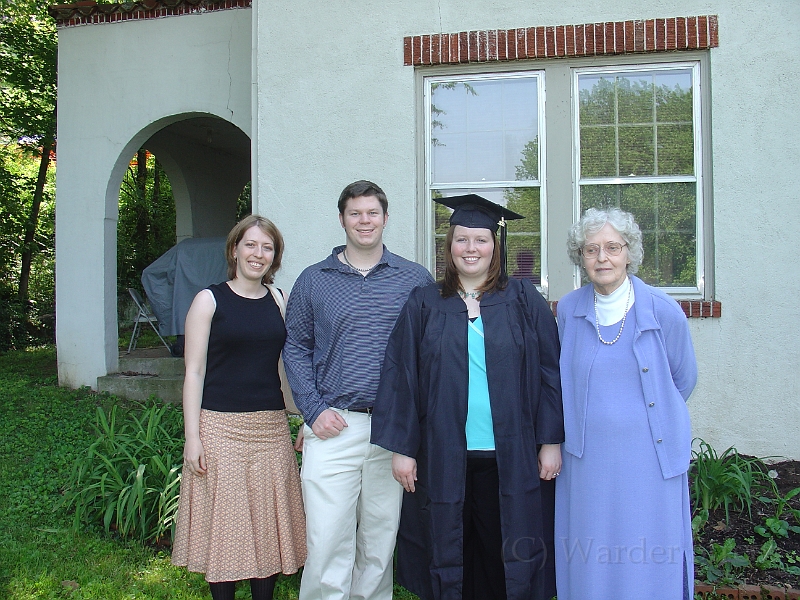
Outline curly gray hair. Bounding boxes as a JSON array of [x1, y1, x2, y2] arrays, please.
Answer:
[[566, 207, 644, 274]]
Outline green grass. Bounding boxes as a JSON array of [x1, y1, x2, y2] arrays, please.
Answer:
[[0, 346, 418, 599], [0, 346, 211, 599], [117, 325, 177, 352]]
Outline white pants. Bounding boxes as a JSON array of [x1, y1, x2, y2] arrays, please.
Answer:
[[299, 409, 402, 600]]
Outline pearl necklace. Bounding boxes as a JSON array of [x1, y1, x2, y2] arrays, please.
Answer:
[[342, 250, 378, 273], [594, 279, 632, 345], [458, 290, 480, 299]]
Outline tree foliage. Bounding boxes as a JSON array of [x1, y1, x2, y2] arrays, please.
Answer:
[[0, 0, 57, 349], [117, 152, 177, 295]]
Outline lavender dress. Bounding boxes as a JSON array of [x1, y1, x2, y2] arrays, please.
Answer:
[[554, 310, 692, 599]]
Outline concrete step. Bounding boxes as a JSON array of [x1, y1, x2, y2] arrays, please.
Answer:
[[97, 373, 183, 404], [118, 354, 185, 377]]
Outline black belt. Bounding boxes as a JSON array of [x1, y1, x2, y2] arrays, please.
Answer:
[[348, 406, 373, 414]]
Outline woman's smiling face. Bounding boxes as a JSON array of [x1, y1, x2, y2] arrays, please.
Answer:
[[451, 226, 494, 282]]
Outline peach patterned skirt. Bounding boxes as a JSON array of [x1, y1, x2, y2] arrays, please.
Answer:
[[171, 409, 306, 582]]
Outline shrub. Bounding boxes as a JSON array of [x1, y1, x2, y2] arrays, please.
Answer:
[[59, 398, 184, 543], [0, 286, 28, 352]]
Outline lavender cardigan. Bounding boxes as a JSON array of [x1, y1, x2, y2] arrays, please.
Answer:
[[557, 275, 697, 479]]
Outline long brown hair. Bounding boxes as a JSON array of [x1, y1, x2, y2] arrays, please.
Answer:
[[225, 215, 284, 284], [440, 225, 506, 298]]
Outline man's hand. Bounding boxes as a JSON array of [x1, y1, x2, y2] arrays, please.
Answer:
[[392, 453, 417, 492], [311, 408, 348, 439]]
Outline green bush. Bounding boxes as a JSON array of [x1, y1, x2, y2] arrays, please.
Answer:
[[0, 286, 28, 352], [60, 399, 184, 543], [0, 282, 55, 353]]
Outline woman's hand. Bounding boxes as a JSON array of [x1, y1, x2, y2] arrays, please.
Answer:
[[538, 443, 562, 480], [183, 435, 207, 477], [392, 453, 417, 493], [294, 425, 305, 452]]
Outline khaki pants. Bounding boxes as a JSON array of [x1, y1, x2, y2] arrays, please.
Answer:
[[299, 409, 403, 600]]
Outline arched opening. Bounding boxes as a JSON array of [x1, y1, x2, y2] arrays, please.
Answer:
[[113, 115, 250, 357]]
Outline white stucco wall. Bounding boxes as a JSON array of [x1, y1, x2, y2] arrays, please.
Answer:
[[255, 1, 800, 459], [55, 7, 252, 388]]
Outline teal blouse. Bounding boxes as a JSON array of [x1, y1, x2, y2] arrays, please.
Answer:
[[465, 316, 495, 450]]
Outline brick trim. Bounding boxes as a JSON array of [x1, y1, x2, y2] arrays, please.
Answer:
[[679, 300, 722, 318], [548, 300, 721, 319], [48, 0, 251, 27], [404, 15, 718, 66]]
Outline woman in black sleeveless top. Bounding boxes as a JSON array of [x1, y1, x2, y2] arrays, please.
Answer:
[[172, 215, 306, 600]]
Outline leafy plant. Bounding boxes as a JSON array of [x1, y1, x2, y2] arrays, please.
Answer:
[[691, 508, 709, 538], [694, 538, 751, 585], [755, 538, 784, 570], [59, 399, 184, 543], [772, 485, 800, 523], [755, 516, 800, 540], [757, 485, 800, 534], [689, 439, 771, 524], [752, 538, 800, 575]]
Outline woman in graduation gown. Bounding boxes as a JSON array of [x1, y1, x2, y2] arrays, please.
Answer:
[[371, 195, 564, 600]]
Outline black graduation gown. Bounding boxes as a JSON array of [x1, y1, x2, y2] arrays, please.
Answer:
[[371, 278, 564, 600]]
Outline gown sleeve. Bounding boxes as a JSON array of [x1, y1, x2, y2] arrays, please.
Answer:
[[371, 286, 426, 458], [522, 279, 564, 445]]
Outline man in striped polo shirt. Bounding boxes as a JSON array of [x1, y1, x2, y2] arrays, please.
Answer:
[[283, 180, 434, 600]]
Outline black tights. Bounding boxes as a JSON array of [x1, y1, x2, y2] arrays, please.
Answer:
[[208, 575, 277, 600]]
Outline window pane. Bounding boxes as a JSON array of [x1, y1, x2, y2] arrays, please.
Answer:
[[579, 75, 615, 125], [657, 123, 694, 175], [431, 77, 540, 183], [579, 68, 695, 179], [618, 126, 655, 176], [581, 182, 696, 287], [656, 71, 693, 122], [580, 126, 616, 178], [617, 74, 654, 124], [432, 188, 541, 283]]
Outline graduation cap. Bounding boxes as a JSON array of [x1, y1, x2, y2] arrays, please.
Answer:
[[434, 194, 525, 278]]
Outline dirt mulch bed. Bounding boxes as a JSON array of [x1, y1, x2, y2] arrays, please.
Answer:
[[694, 459, 800, 589]]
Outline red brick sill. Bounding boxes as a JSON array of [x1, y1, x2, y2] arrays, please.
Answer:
[[548, 300, 721, 319]]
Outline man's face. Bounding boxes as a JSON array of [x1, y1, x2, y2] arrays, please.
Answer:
[[339, 195, 388, 252]]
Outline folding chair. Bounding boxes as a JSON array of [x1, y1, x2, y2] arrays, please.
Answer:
[[127, 288, 171, 353]]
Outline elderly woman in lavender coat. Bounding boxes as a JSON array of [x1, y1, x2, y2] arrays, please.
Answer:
[[554, 208, 697, 600]]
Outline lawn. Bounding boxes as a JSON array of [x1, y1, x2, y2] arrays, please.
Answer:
[[0, 347, 214, 599], [0, 346, 417, 600], [5, 346, 797, 599]]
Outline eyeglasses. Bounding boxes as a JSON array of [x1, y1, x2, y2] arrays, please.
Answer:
[[581, 242, 628, 258]]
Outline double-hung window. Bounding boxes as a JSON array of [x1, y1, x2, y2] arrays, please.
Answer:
[[424, 72, 547, 288], [575, 63, 705, 294], [421, 55, 710, 298]]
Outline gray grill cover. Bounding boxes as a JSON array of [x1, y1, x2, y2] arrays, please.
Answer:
[[141, 237, 227, 336]]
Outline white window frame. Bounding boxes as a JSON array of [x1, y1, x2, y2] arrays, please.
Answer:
[[415, 52, 713, 301], [571, 61, 706, 297], [421, 70, 548, 295]]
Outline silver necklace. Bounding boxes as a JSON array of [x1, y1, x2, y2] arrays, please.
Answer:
[[342, 250, 378, 273], [459, 290, 480, 299], [594, 280, 632, 345]]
